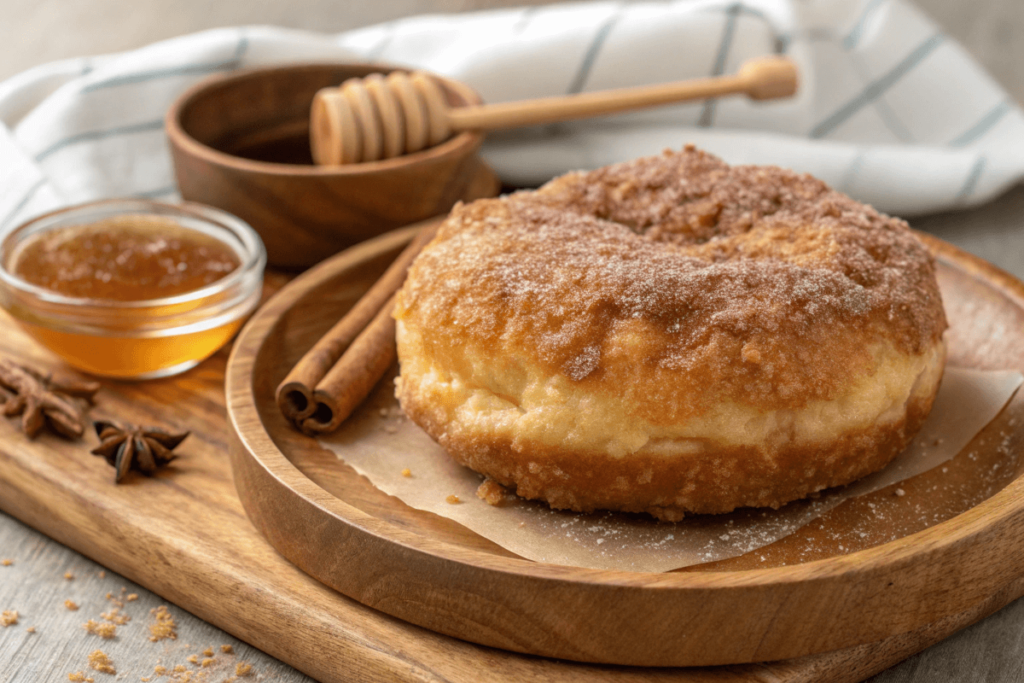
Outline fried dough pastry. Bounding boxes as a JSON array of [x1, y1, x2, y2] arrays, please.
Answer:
[[395, 146, 947, 520]]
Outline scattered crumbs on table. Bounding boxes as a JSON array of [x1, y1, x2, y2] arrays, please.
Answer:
[[106, 586, 130, 608], [148, 605, 177, 642], [187, 654, 199, 665], [220, 645, 233, 654], [126, 593, 138, 601], [97, 570, 105, 578], [141, 678, 150, 682], [173, 664, 187, 673], [446, 494, 461, 505], [65, 599, 80, 611], [83, 619, 117, 639], [1, 558, 12, 566], [201, 658, 215, 667], [236, 662, 253, 677], [67, 672, 92, 682], [65, 571, 75, 580], [101, 602, 130, 624], [26, 625, 36, 633], [202, 647, 214, 657], [87, 649, 116, 674], [401, 467, 412, 477], [154, 666, 167, 676], [2, 609, 18, 626]]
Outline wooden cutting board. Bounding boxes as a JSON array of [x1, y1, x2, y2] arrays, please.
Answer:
[[1, 236, 1023, 682]]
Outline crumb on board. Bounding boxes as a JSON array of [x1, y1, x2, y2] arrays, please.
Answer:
[[83, 619, 117, 639], [236, 662, 253, 677], [88, 649, 116, 674], [476, 478, 507, 506], [149, 605, 177, 642], [445, 494, 461, 505], [1, 559, 12, 566], [64, 571, 75, 580], [2, 610, 18, 626], [895, 488, 906, 497], [401, 468, 412, 478], [220, 645, 233, 654], [101, 607, 130, 625], [202, 647, 214, 657], [105, 587, 131, 609], [65, 600, 80, 611]]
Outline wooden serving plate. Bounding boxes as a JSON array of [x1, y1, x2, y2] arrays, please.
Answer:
[[226, 223, 1024, 669]]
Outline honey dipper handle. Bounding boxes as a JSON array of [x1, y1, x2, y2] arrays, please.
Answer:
[[446, 56, 798, 131]]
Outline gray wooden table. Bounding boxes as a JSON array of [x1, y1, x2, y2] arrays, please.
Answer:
[[2, 1, 1024, 681]]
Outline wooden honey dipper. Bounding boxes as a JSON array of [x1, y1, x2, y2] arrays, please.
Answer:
[[310, 55, 798, 165], [280, 55, 799, 434]]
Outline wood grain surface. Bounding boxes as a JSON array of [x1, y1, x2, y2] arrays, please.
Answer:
[[2, 1, 1024, 682], [0, 225, 1020, 682], [226, 222, 1024, 671]]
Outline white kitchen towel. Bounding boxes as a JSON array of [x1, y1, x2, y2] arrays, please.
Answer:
[[2, 0, 1023, 236]]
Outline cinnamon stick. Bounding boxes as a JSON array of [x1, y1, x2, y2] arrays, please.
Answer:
[[275, 225, 436, 425], [299, 293, 398, 435]]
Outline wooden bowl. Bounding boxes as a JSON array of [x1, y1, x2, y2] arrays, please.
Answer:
[[165, 64, 499, 269], [226, 225, 1024, 667]]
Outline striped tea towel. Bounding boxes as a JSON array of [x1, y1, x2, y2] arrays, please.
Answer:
[[2, 0, 1022, 236]]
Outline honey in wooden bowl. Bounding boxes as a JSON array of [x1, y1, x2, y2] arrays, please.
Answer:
[[0, 200, 265, 379]]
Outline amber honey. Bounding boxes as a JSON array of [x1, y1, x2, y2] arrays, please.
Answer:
[[0, 200, 265, 379], [13, 215, 240, 300], [13, 318, 248, 379]]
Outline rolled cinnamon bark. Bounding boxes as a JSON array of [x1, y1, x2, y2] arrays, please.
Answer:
[[275, 225, 436, 426], [299, 293, 398, 435]]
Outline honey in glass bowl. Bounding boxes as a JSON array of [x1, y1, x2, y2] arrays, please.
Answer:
[[0, 200, 266, 379]]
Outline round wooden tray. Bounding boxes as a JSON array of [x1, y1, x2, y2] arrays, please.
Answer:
[[226, 223, 1024, 668]]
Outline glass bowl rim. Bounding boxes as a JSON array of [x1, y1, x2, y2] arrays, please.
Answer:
[[0, 198, 266, 310]]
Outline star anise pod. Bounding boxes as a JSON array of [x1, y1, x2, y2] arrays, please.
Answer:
[[0, 359, 100, 439], [90, 420, 189, 483]]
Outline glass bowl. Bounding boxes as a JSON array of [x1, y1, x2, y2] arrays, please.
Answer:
[[0, 199, 266, 379]]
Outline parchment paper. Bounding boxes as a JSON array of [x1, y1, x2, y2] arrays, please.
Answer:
[[318, 367, 1022, 573]]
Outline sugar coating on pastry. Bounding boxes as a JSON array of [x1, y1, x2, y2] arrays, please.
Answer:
[[394, 146, 948, 520]]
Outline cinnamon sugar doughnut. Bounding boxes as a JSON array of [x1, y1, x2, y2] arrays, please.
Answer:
[[394, 146, 947, 520]]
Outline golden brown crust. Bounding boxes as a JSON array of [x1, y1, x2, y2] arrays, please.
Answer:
[[397, 146, 946, 417], [394, 146, 948, 517], [397, 367, 939, 520]]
